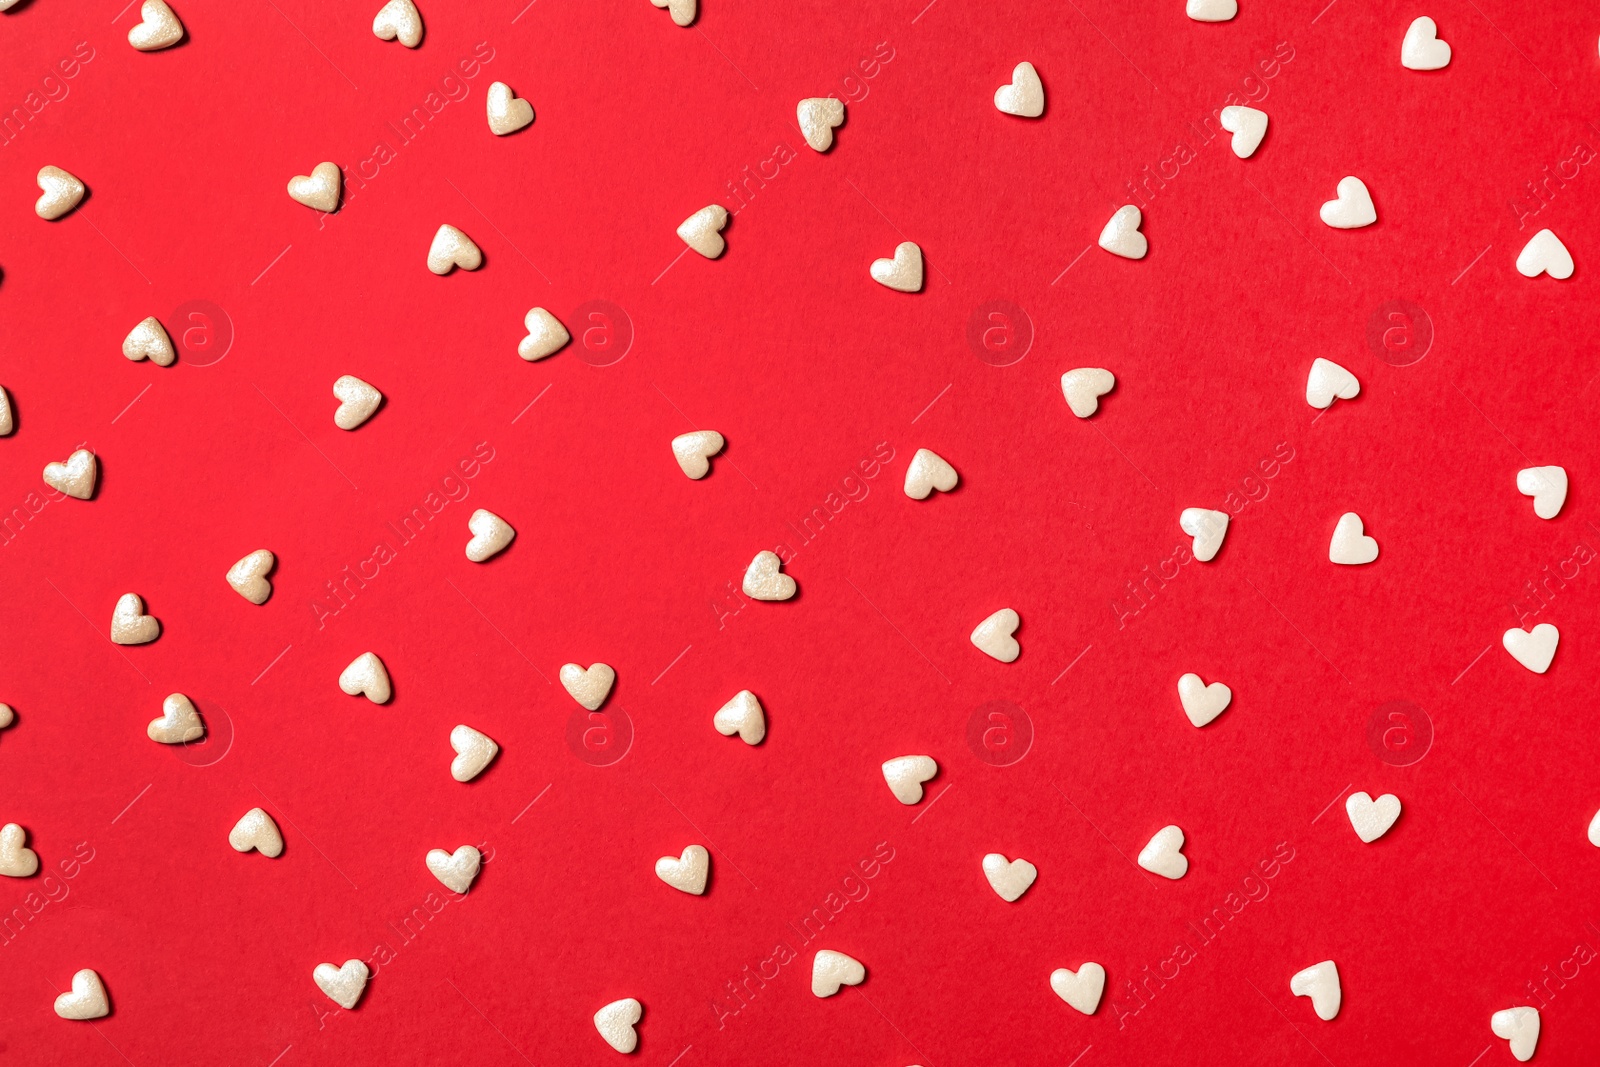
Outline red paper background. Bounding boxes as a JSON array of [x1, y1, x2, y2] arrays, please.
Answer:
[[1, 0, 1598, 1063]]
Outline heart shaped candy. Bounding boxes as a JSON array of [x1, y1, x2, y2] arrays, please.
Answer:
[[560, 663, 615, 710], [427, 224, 482, 274], [110, 593, 160, 645], [797, 97, 845, 151], [486, 81, 534, 135], [465, 509, 515, 562], [655, 844, 710, 894], [229, 808, 284, 857], [994, 61, 1044, 117], [227, 549, 275, 604], [148, 693, 205, 744], [870, 241, 923, 292], [288, 162, 341, 212], [742, 550, 795, 600], [128, 0, 183, 50], [672, 430, 724, 479], [372, 0, 422, 47], [35, 166, 85, 220]]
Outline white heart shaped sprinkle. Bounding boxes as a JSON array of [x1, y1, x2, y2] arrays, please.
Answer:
[[1588, 808, 1600, 847], [332, 375, 382, 430], [1516, 466, 1567, 519], [0, 385, 13, 436], [870, 241, 924, 292], [1180, 508, 1228, 562], [811, 950, 865, 997], [1218, 105, 1267, 158], [372, 0, 422, 47], [713, 690, 766, 745], [227, 549, 275, 605], [466, 508, 515, 562], [1345, 791, 1401, 843], [742, 550, 796, 600], [313, 959, 369, 1010], [53, 969, 109, 1020], [43, 449, 97, 500], [1491, 1006, 1540, 1062], [339, 652, 392, 704], [982, 853, 1037, 902], [228, 808, 284, 857], [1138, 824, 1187, 879], [655, 844, 709, 894], [1320, 176, 1377, 229], [1401, 16, 1451, 70], [1517, 228, 1573, 280], [797, 97, 845, 152], [287, 162, 340, 212], [450, 724, 499, 782], [0, 704, 13, 731], [672, 430, 724, 479], [486, 81, 534, 135], [427, 224, 482, 274], [128, 0, 183, 49], [1186, 0, 1236, 22], [0, 823, 39, 877], [1177, 673, 1231, 728], [903, 448, 958, 499], [123, 316, 176, 366], [1098, 204, 1147, 259], [1305, 358, 1360, 409], [881, 755, 937, 805], [110, 593, 160, 645], [1061, 368, 1115, 417], [1050, 963, 1106, 1015], [971, 608, 1020, 663], [1329, 512, 1379, 565], [1503, 623, 1558, 674], [678, 204, 728, 259], [35, 165, 85, 220], [594, 997, 643, 1053], [147, 693, 204, 744], [426, 845, 481, 894], [560, 663, 616, 710], [1290, 960, 1341, 1020], [519, 307, 571, 361], [649, 0, 695, 27], [994, 61, 1044, 118]]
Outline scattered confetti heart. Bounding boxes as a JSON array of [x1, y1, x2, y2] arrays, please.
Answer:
[[881, 756, 937, 805], [486, 81, 534, 135], [519, 307, 571, 361], [123, 316, 176, 366], [339, 652, 392, 704], [128, 0, 183, 49], [53, 969, 109, 1020], [43, 449, 97, 500], [797, 97, 845, 151], [332, 375, 382, 430], [1345, 791, 1401, 842], [1099, 205, 1147, 259], [147, 693, 204, 744], [561, 662, 616, 710], [982, 853, 1037, 902], [672, 430, 724, 479], [714, 689, 766, 744], [649, 0, 695, 27], [678, 205, 728, 259], [372, 0, 422, 47], [1329, 512, 1379, 565], [742, 550, 795, 600], [0, 823, 39, 877], [110, 593, 160, 645], [594, 997, 643, 1053], [994, 61, 1044, 117], [1320, 176, 1377, 229], [1516, 466, 1567, 519], [870, 241, 924, 292], [0, 386, 12, 435], [1218, 105, 1267, 158], [1138, 824, 1188, 879], [450, 724, 499, 782], [903, 448, 958, 499], [1177, 673, 1231, 728], [313, 960, 369, 1010], [1516, 229, 1573, 279], [1061, 368, 1115, 417], [1503, 623, 1558, 674], [1305, 358, 1360, 409], [971, 608, 1020, 662], [229, 808, 284, 857], [426, 845, 481, 894], [1491, 1006, 1540, 1062], [1186, 0, 1236, 21], [465, 508, 515, 562], [1588, 808, 1600, 847], [1050, 963, 1105, 1015], [427, 224, 482, 274], [1180, 508, 1228, 562], [0, 704, 13, 732], [35, 166, 84, 220], [1401, 16, 1451, 70], [1290, 960, 1341, 1020], [811, 950, 865, 997], [655, 844, 709, 894], [227, 549, 275, 605], [287, 162, 340, 212]]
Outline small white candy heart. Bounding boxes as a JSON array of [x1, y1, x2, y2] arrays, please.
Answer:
[[560, 662, 616, 710], [53, 969, 109, 1020], [1049, 963, 1106, 1015], [1329, 512, 1379, 565], [1320, 176, 1377, 229], [655, 844, 709, 894], [881, 755, 937, 805], [450, 724, 499, 782], [110, 593, 160, 645], [903, 448, 958, 499], [332, 375, 382, 430], [1177, 673, 1231, 728], [128, 0, 183, 50], [148, 693, 204, 744], [1138, 824, 1188, 879], [519, 307, 571, 361], [123, 316, 177, 366], [313, 959, 369, 1010], [229, 808, 284, 857], [870, 241, 924, 292], [35, 165, 85, 220], [1098, 204, 1147, 259], [227, 549, 275, 605], [1180, 508, 1228, 562], [1491, 1006, 1540, 1062], [0, 823, 39, 877], [372, 0, 423, 47], [1060, 368, 1115, 417], [1218, 105, 1268, 158], [742, 550, 796, 600], [1588, 808, 1600, 847], [428, 224, 482, 274], [1186, 0, 1237, 22], [1516, 466, 1567, 519], [678, 204, 728, 259], [1503, 623, 1558, 674], [797, 97, 845, 151], [594, 997, 643, 1053], [982, 853, 1037, 902], [465, 508, 515, 562], [1290, 960, 1341, 1020], [811, 950, 865, 997], [1517, 228, 1574, 280], [0, 704, 13, 731], [287, 162, 340, 212], [713, 690, 766, 745], [971, 608, 1020, 662], [1305, 358, 1360, 409], [486, 81, 534, 135], [339, 652, 392, 704], [1401, 16, 1451, 70], [1345, 791, 1401, 843], [994, 61, 1044, 118], [426, 845, 481, 894], [649, 0, 696, 27], [43, 449, 97, 500], [0, 385, 13, 436], [672, 430, 724, 479]]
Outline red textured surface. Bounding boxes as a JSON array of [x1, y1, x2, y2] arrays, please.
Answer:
[[1, 0, 1598, 1064]]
